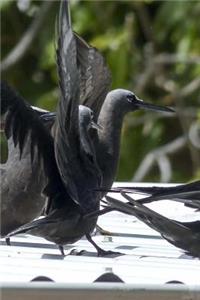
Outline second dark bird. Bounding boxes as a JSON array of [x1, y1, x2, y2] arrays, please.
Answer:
[[105, 193, 200, 258]]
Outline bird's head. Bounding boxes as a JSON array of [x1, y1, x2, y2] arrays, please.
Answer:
[[79, 105, 102, 132], [106, 89, 174, 114]]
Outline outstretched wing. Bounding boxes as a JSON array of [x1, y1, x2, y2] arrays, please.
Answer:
[[54, 0, 80, 204], [0, 80, 53, 164], [75, 33, 112, 119]]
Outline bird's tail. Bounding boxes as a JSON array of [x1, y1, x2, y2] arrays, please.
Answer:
[[6, 217, 55, 238]]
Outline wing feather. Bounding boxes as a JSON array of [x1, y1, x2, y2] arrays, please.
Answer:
[[54, 0, 80, 204], [75, 33, 112, 119]]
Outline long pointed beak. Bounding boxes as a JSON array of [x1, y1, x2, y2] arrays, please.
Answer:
[[91, 121, 103, 131], [135, 97, 175, 113], [40, 112, 56, 122]]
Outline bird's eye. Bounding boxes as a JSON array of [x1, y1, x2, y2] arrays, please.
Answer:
[[127, 93, 136, 103], [90, 111, 94, 120]]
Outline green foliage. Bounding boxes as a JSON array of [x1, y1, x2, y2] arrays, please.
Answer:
[[1, 0, 200, 183], [0, 0, 13, 10]]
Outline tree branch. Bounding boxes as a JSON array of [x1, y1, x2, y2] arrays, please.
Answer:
[[1, 1, 53, 73], [189, 121, 200, 150], [132, 136, 187, 182], [155, 53, 200, 65]]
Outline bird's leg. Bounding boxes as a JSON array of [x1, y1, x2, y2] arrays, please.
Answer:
[[58, 244, 65, 256], [5, 237, 11, 246], [84, 207, 115, 236], [85, 233, 122, 257]]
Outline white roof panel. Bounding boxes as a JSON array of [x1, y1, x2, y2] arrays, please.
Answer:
[[0, 183, 199, 298]]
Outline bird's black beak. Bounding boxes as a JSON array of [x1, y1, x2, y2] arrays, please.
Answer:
[[134, 96, 174, 113], [40, 112, 56, 122]]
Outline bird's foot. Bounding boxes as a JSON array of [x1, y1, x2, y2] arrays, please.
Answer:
[[86, 233, 123, 257], [58, 245, 65, 256], [97, 248, 123, 257]]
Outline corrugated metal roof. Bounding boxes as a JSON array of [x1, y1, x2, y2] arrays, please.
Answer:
[[0, 183, 200, 298]]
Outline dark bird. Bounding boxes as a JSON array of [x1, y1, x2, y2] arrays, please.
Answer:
[[93, 89, 174, 192], [6, 105, 103, 256], [105, 193, 200, 258], [0, 81, 58, 236], [2, 83, 106, 255], [0, 0, 111, 236], [0, 81, 56, 236], [2, 0, 116, 256]]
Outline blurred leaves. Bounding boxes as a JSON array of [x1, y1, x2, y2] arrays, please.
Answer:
[[1, 0, 200, 182]]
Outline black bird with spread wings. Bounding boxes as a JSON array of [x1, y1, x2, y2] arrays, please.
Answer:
[[2, 1, 109, 256], [0, 0, 112, 236]]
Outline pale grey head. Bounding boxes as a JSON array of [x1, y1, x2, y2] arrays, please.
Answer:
[[78, 105, 100, 132], [105, 89, 174, 114]]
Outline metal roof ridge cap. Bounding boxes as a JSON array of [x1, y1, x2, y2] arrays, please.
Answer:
[[1, 282, 200, 291]]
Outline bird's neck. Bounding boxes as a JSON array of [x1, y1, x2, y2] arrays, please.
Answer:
[[96, 99, 128, 189], [80, 126, 93, 159]]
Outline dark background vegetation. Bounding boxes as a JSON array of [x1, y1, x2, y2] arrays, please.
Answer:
[[1, 0, 200, 183]]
